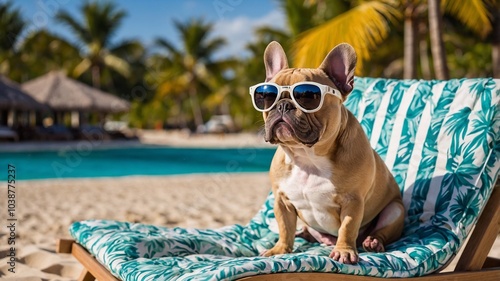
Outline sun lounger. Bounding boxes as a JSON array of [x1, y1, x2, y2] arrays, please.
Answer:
[[58, 77, 500, 280]]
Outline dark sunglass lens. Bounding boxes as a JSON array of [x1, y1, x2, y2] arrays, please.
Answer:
[[254, 85, 278, 110], [293, 85, 321, 110]]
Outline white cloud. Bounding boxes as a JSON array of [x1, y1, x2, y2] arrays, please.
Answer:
[[211, 9, 287, 59]]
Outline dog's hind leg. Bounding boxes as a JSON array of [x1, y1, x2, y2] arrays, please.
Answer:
[[296, 226, 338, 245], [362, 200, 405, 252]]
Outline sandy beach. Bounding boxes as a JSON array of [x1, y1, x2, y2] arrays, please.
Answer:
[[0, 131, 499, 280], [0, 174, 272, 280]]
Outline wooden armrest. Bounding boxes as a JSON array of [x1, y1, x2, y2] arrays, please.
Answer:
[[57, 238, 75, 254]]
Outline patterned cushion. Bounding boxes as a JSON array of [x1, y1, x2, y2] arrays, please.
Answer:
[[70, 77, 500, 280]]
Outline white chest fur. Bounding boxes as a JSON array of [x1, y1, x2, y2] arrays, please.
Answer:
[[278, 148, 341, 235]]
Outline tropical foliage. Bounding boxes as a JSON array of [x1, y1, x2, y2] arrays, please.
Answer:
[[147, 19, 231, 129], [0, 1, 24, 77], [16, 31, 81, 81], [0, 0, 497, 130], [56, 1, 144, 89], [291, 0, 493, 77]]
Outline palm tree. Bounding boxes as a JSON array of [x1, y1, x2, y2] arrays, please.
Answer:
[[492, 6, 500, 78], [428, 0, 449, 79], [292, 0, 400, 72], [0, 1, 25, 77], [429, 0, 493, 79], [56, 1, 142, 89], [227, 27, 291, 130], [16, 30, 81, 82], [278, 0, 318, 37], [291, 0, 491, 78], [404, 1, 419, 78], [154, 19, 227, 129]]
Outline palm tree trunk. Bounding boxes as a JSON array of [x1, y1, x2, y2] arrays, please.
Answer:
[[176, 98, 188, 129], [492, 7, 500, 78], [404, 4, 418, 79], [189, 84, 204, 129], [91, 65, 101, 89], [428, 0, 449, 80], [419, 23, 432, 79]]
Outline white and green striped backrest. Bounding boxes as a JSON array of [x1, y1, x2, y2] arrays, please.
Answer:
[[342, 77, 500, 241]]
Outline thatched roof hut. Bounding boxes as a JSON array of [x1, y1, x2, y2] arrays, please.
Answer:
[[22, 71, 130, 113], [0, 75, 47, 111]]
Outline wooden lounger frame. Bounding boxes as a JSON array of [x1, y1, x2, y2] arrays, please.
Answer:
[[58, 183, 500, 281]]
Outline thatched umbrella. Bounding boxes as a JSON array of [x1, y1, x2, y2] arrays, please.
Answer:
[[22, 71, 130, 113], [0, 75, 48, 127], [0, 75, 47, 111]]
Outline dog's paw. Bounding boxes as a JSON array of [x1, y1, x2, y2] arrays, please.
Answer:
[[362, 236, 385, 252], [330, 246, 358, 264], [260, 244, 292, 257]]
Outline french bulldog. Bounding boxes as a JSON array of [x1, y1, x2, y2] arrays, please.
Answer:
[[252, 41, 405, 264]]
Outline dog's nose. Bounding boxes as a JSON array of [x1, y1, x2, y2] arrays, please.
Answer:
[[277, 99, 295, 114]]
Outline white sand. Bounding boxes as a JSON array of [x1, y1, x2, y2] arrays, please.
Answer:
[[0, 174, 272, 280], [0, 131, 498, 280]]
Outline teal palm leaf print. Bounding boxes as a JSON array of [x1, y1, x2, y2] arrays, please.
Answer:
[[68, 78, 499, 280], [345, 76, 371, 117], [446, 145, 479, 186], [444, 107, 471, 150], [480, 143, 499, 198], [142, 239, 166, 258], [450, 190, 480, 227], [359, 79, 388, 137], [470, 105, 498, 153], [393, 82, 434, 189], [467, 78, 486, 97], [406, 178, 431, 230]]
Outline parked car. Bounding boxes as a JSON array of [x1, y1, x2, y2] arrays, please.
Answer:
[[197, 115, 236, 134], [0, 126, 19, 142], [35, 125, 73, 141]]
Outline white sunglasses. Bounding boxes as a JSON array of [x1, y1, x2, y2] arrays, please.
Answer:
[[249, 82, 343, 113]]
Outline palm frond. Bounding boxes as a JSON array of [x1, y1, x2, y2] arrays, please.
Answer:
[[174, 18, 218, 60], [279, 0, 317, 36], [73, 57, 92, 77], [155, 38, 178, 54], [103, 53, 131, 77], [0, 1, 25, 50], [254, 26, 290, 40], [83, 1, 126, 48], [292, 0, 401, 73], [110, 39, 144, 60], [157, 76, 189, 99], [203, 37, 226, 59], [442, 0, 492, 38], [55, 11, 90, 44]]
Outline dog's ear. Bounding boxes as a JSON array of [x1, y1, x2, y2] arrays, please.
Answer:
[[264, 41, 288, 82], [319, 43, 357, 95]]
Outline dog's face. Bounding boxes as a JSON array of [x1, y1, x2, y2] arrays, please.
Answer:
[[260, 42, 357, 148]]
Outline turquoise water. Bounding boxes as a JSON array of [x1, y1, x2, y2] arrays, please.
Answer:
[[1, 146, 276, 180]]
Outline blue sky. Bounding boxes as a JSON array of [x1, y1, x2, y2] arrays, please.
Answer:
[[9, 0, 287, 58]]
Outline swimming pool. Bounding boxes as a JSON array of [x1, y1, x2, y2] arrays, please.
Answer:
[[1, 146, 276, 180]]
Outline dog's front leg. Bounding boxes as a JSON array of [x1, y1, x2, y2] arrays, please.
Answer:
[[262, 192, 297, 256], [331, 197, 364, 264]]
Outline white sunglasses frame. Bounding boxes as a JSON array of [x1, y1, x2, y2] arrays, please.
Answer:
[[248, 81, 343, 113]]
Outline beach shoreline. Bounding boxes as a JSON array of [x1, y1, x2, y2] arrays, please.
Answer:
[[0, 129, 273, 152]]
